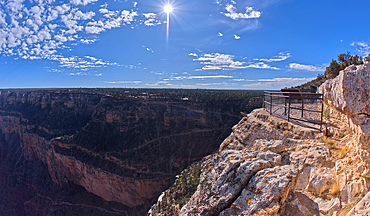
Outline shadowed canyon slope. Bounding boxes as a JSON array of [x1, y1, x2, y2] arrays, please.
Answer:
[[0, 89, 263, 215]]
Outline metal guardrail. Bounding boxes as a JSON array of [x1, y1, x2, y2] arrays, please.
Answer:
[[264, 91, 324, 131]]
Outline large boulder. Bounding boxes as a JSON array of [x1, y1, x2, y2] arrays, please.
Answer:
[[318, 64, 370, 144], [179, 140, 298, 215]]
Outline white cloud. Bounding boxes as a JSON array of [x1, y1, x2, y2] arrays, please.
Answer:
[[351, 41, 370, 55], [80, 38, 96, 44], [106, 81, 142, 84], [193, 53, 244, 70], [234, 34, 240, 39], [85, 25, 105, 34], [0, 0, 160, 72], [218, 32, 223, 37], [99, 8, 108, 14], [223, 5, 261, 20], [143, 13, 156, 19], [188, 53, 198, 57], [70, 0, 98, 6], [57, 55, 119, 70], [288, 63, 325, 72], [169, 75, 233, 80], [142, 13, 161, 26], [195, 83, 223, 86], [54, 34, 67, 42], [74, 11, 95, 20], [243, 77, 316, 90], [55, 4, 70, 15], [192, 53, 281, 70], [6, 0, 25, 13], [245, 62, 279, 70], [257, 52, 291, 62]]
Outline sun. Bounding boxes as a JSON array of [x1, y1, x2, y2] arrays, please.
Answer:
[[164, 4, 173, 13]]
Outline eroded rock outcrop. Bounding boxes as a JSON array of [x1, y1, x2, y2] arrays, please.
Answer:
[[318, 64, 370, 144]]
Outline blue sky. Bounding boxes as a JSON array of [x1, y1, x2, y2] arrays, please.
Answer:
[[0, 0, 369, 89]]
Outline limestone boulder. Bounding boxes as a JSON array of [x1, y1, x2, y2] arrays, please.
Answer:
[[179, 141, 284, 215], [315, 197, 340, 214], [348, 190, 370, 215], [279, 192, 319, 216], [253, 139, 285, 154], [219, 165, 297, 216]]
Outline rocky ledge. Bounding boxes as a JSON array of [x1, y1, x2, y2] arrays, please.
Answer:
[[151, 64, 370, 215]]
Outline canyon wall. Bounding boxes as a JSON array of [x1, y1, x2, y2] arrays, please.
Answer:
[[0, 89, 262, 215]]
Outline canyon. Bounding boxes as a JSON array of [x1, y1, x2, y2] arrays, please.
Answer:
[[0, 89, 262, 215]]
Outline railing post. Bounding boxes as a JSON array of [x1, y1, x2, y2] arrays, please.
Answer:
[[284, 97, 287, 115], [270, 93, 272, 115], [320, 96, 324, 131], [288, 93, 291, 122], [301, 96, 304, 117]]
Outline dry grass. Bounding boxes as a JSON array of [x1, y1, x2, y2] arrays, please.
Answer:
[[338, 197, 362, 216], [319, 184, 328, 197], [320, 136, 336, 149], [338, 146, 350, 159], [329, 182, 340, 196], [283, 130, 290, 136]]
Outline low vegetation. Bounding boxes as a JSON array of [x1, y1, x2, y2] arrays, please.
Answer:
[[296, 53, 370, 90], [150, 160, 203, 216]]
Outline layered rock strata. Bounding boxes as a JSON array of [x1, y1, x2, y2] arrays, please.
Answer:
[[0, 89, 261, 215]]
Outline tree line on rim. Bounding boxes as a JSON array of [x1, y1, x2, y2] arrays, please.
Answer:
[[325, 53, 370, 79], [296, 53, 370, 90]]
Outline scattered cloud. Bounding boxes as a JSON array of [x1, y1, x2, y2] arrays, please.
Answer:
[[168, 75, 233, 80], [106, 81, 142, 84], [71, 0, 98, 6], [256, 52, 291, 62], [0, 0, 162, 72], [193, 53, 245, 70], [142, 13, 161, 26], [195, 83, 223, 86], [223, 5, 261, 20], [218, 32, 223, 37], [234, 35, 241, 39], [245, 62, 279, 70], [288, 63, 325, 72], [188, 53, 198, 57], [243, 77, 316, 90], [191, 52, 285, 71], [351, 42, 370, 55], [56, 55, 119, 71]]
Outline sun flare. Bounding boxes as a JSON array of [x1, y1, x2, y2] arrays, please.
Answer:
[[164, 4, 173, 13]]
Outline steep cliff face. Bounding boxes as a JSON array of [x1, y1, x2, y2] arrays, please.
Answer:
[[151, 64, 370, 215], [318, 64, 370, 145], [0, 89, 262, 215]]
